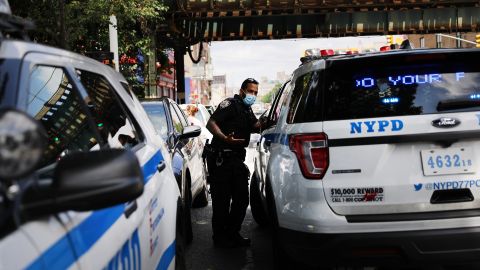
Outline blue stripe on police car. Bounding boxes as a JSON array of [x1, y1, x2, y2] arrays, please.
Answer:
[[26, 151, 175, 270]]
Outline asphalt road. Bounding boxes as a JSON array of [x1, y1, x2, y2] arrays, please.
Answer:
[[186, 195, 275, 270], [185, 147, 275, 270], [185, 147, 383, 270], [185, 146, 480, 270]]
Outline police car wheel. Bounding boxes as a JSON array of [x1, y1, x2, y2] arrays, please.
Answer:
[[249, 173, 269, 226], [192, 182, 208, 208], [175, 198, 187, 270]]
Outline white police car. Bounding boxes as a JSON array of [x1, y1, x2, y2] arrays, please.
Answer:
[[0, 9, 187, 269], [251, 48, 480, 269]]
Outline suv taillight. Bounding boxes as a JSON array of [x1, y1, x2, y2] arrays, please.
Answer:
[[289, 133, 329, 179]]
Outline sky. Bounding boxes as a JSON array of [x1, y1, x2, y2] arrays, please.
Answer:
[[210, 36, 388, 88]]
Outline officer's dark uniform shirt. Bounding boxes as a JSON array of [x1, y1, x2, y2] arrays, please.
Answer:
[[210, 94, 257, 151]]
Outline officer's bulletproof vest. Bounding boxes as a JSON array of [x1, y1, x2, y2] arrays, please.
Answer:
[[214, 98, 252, 150]]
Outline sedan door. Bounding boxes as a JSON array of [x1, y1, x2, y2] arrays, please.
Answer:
[[171, 102, 204, 194]]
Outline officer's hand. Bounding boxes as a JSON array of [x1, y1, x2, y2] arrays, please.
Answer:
[[225, 132, 245, 145], [259, 116, 268, 128]]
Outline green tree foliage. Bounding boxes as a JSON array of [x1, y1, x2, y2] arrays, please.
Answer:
[[261, 82, 283, 103], [10, 0, 170, 89], [10, 0, 62, 46]]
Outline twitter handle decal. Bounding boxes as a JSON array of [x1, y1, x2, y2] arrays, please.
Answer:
[[414, 180, 480, 191]]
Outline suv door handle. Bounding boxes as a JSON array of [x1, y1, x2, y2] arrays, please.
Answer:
[[157, 161, 166, 172], [264, 140, 272, 147]]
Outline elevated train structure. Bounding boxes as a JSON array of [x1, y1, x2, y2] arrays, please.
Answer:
[[158, 0, 480, 100], [163, 0, 480, 42]]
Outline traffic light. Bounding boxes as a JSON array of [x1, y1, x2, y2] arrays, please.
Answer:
[[86, 51, 114, 67], [476, 34, 480, 48], [386, 35, 393, 45]]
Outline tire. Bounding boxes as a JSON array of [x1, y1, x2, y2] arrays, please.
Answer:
[[250, 173, 269, 226], [192, 182, 209, 208], [175, 199, 187, 270]]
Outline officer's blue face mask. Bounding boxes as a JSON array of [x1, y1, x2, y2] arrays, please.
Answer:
[[242, 89, 256, 106]]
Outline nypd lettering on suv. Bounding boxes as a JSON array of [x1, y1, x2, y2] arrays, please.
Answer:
[[350, 119, 404, 134]]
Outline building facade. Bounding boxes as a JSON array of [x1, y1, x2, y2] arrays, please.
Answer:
[[184, 42, 213, 105]]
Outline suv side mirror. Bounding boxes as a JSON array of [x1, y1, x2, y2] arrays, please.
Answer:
[[22, 148, 144, 216], [0, 109, 46, 180], [179, 125, 201, 140]]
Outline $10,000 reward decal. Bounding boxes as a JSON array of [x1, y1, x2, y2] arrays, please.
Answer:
[[330, 187, 384, 203]]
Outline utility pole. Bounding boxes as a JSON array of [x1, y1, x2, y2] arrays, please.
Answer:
[[109, 15, 119, 71], [456, 32, 462, 48], [175, 44, 186, 104], [147, 33, 157, 97], [436, 34, 442, 48]]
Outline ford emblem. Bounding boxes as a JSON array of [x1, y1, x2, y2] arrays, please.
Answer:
[[431, 117, 460, 128]]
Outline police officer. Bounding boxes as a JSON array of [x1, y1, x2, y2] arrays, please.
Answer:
[[206, 78, 264, 248]]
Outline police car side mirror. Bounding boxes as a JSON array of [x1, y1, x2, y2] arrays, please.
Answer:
[[22, 148, 144, 216], [179, 125, 201, 140], [0, 109, 46, 181]]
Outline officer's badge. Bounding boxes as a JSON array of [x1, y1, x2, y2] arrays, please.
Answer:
[[219, 100, 230, 109]]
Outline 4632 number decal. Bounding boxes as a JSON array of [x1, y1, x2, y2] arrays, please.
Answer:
[[421, 147, 475, 176]]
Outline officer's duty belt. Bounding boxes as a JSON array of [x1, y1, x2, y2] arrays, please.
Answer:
[[219, 149, 244, 158]]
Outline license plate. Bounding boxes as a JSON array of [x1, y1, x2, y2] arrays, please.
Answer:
[[420, 147, 475, 176]]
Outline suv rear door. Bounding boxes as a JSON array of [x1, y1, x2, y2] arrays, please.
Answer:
[[319, 50, 480, 217], [257, 81, 291, 194]]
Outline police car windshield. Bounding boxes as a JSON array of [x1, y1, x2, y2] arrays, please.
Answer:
[[319, 51, 480, 121], [142, 103, 169, 141]]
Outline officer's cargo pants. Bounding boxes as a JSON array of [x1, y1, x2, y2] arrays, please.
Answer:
[[207, 153, 249, 237]]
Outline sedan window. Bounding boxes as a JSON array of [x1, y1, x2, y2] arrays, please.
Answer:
[[169, 103, 184, 134], [142, 103, 169, 141]]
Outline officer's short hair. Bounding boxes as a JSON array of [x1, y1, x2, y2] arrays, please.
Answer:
[[241, 78, 259, 90]]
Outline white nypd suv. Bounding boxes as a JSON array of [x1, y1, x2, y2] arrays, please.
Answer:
[[0, 24, 189, 270], [251, 48, 480, 269]]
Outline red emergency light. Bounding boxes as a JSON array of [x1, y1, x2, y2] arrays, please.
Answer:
[[380, 46, 391, 52], [320, 49, 335, 56]]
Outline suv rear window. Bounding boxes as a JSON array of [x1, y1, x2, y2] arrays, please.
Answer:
[[289, 51, 480, 123]]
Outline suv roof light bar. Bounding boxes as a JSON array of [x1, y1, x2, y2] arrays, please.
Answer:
[[301, 48, 337, 64]]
